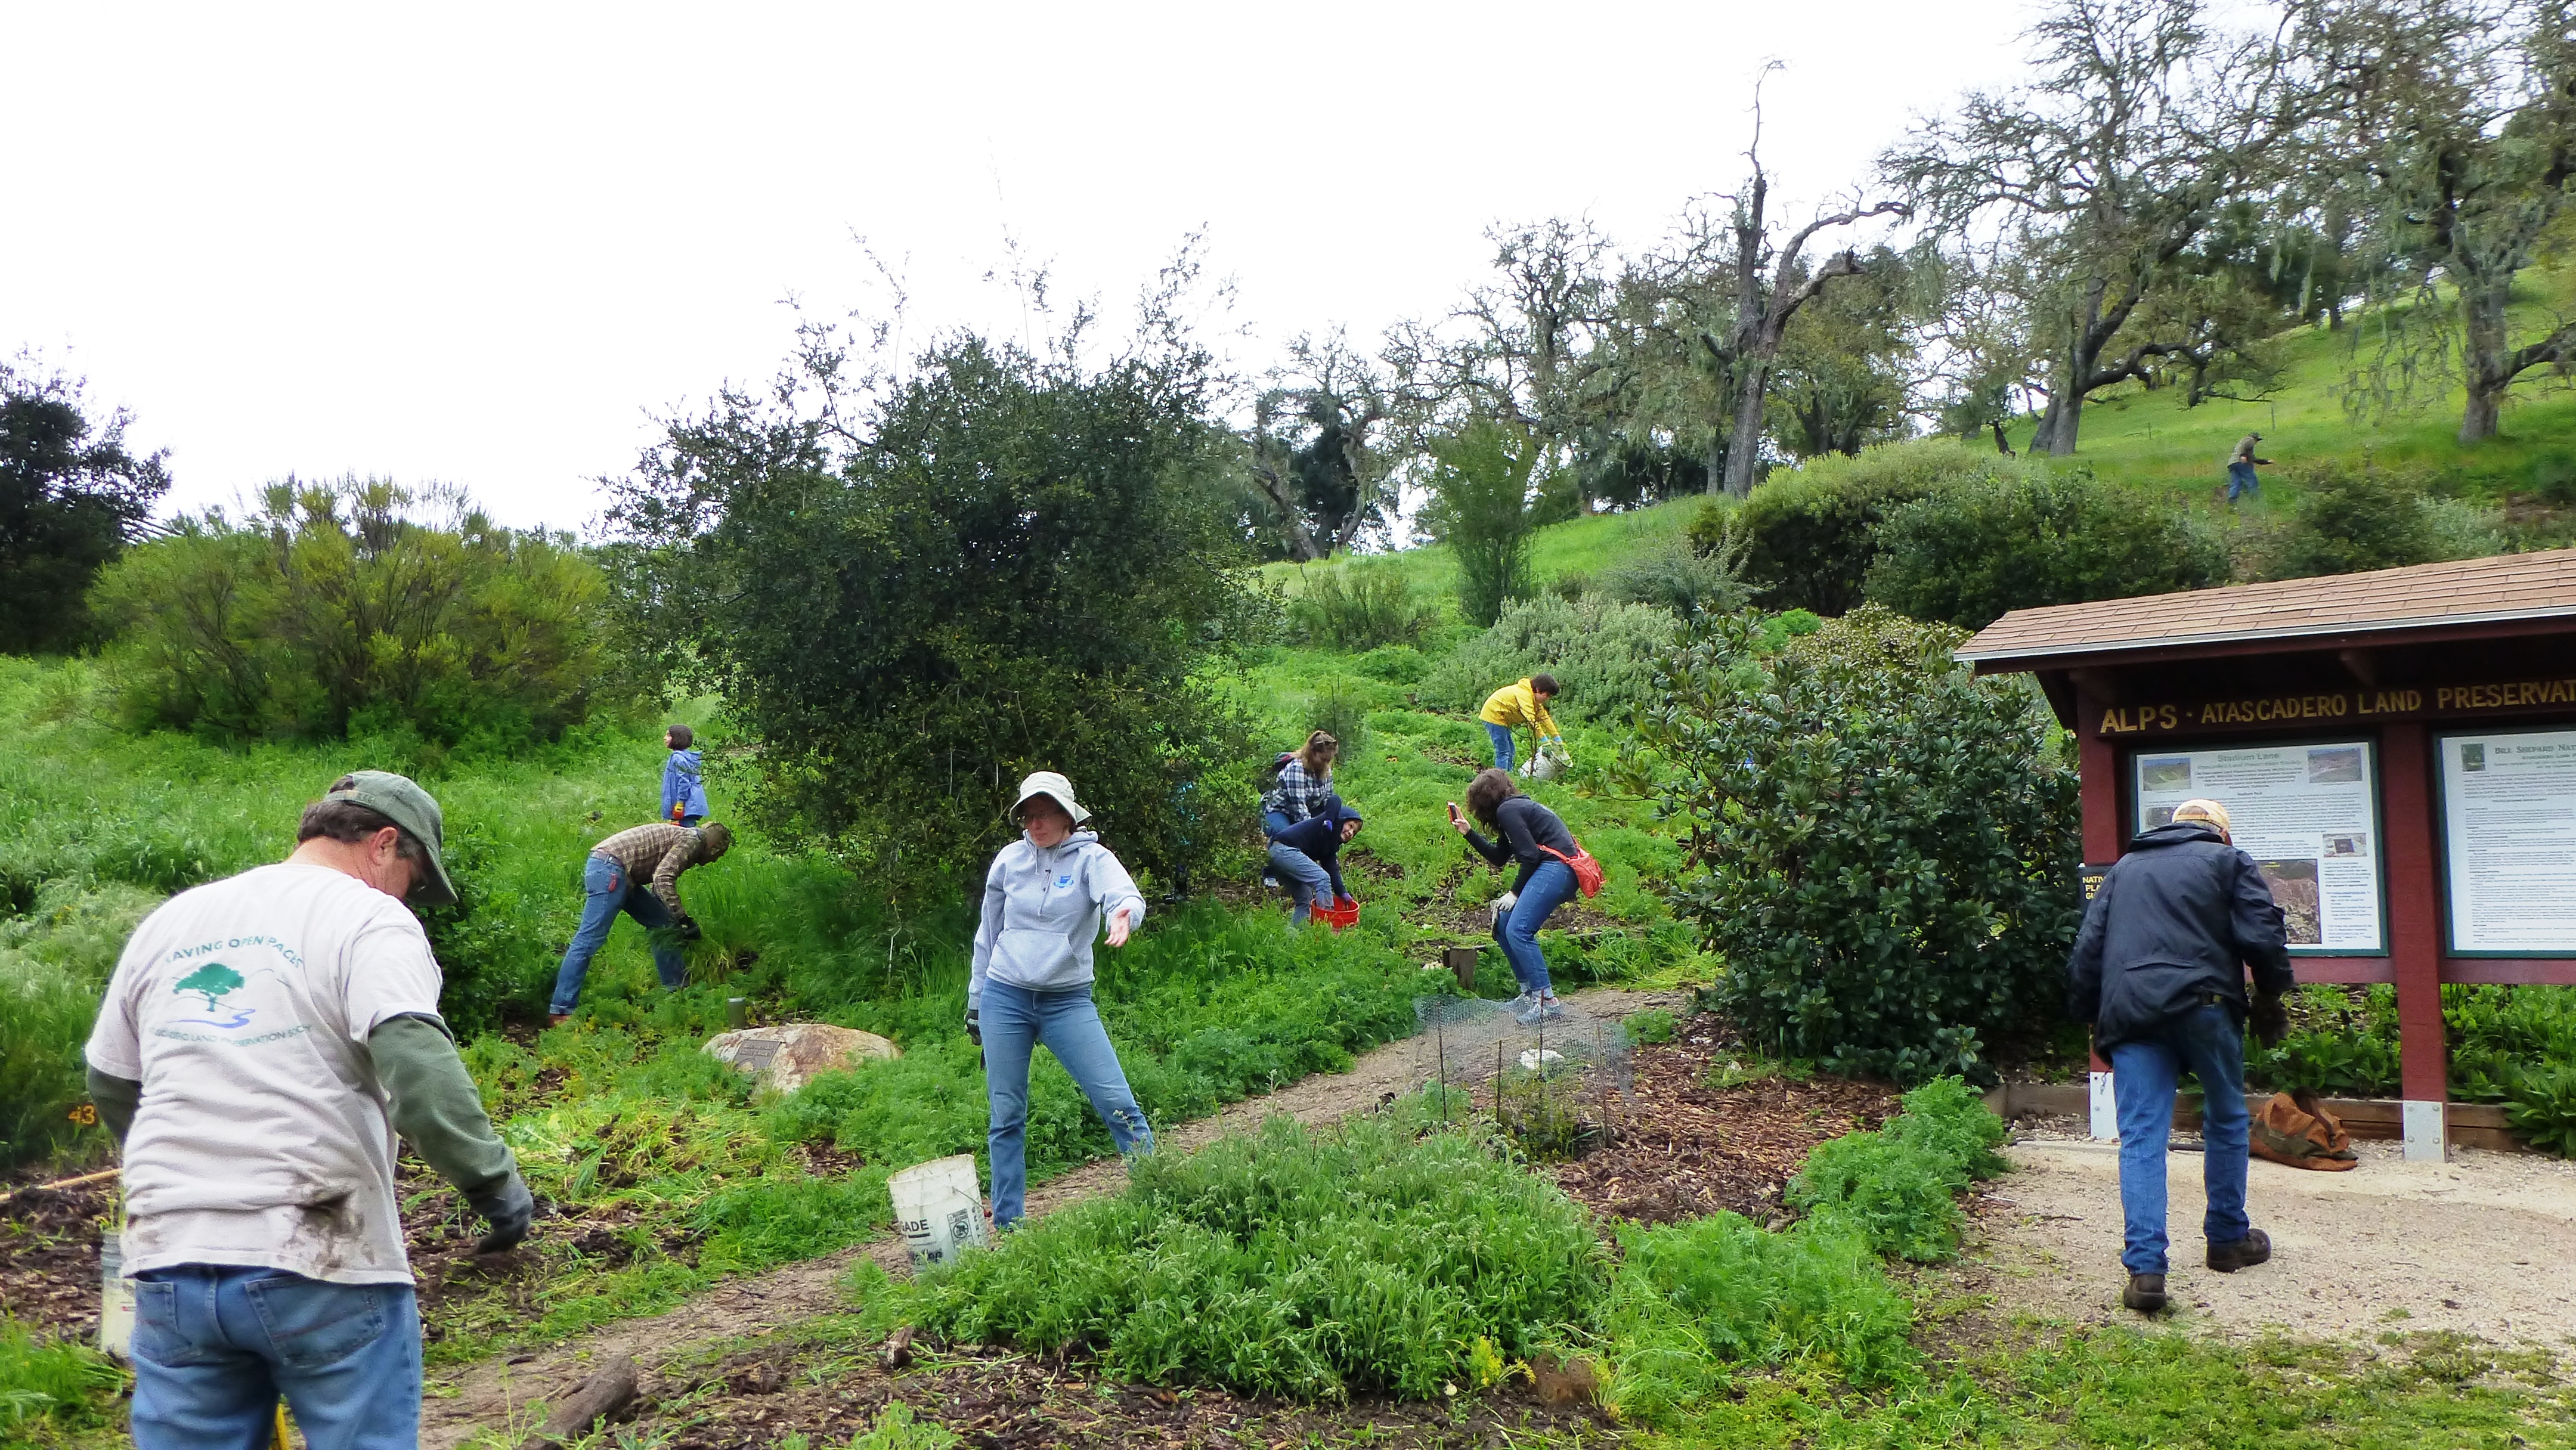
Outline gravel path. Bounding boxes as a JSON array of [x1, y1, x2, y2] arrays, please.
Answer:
[[1967, 1134, 2576, 1352]]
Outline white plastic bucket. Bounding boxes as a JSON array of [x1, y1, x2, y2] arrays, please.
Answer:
[[99, 1231, 134, 1361], [888, 1154, 987, 1270]]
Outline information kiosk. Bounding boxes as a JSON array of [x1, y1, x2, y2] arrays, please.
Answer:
[[1956, 549, 2576, 1159]]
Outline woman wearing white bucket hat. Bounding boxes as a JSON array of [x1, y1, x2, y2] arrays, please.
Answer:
[[967, 770, 1154, 1229]]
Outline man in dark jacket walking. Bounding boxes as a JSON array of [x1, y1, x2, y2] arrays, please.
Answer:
[[2067, 798, 2295, 1314]]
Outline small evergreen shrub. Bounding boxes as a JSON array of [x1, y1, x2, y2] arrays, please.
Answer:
[[1420, 421, 1541, 627], [1287, 563, 1439, 650], [1713, 439, 2045, 615], [2261, 463, 2509, 580], [1597, 536, 1752, 618], [1865, 469, 2230, 629], [1637, 608, 2081, 1082], [1417, 594, 1679, 724], [1786, 1077, 2007, 1263], [868, 1115, 1603, 1399]]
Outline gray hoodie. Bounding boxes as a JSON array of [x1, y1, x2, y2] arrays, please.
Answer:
[[968, 829, 1147, 1007]]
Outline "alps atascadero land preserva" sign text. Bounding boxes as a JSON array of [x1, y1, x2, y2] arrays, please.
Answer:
[[2095, 677, 2576, 736]]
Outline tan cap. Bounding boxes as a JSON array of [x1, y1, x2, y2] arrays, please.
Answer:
[[2172, 798, 2232, 838], [1010, 770, 1089, 826], [323, 770, 458, 906]]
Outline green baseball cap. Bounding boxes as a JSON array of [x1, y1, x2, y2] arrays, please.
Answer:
[[323, 770, 458, 906]]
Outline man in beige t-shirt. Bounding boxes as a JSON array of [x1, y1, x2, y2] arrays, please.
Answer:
[[85, 772, 529, 1449]]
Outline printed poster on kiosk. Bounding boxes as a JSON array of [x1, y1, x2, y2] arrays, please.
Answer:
[[2131, 741, 2385, 953], [2439, 728, 2576, 955]]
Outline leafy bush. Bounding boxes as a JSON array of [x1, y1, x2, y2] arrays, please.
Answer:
[[1865, 469, 2230, 630], [1623, 1008, 1678, 1045], [92, 479, 608, 748], [1710, 439, 2045, 615], [608, 330, 1263, 903], [0, 881, 155, 1166], [1638, 608, 2082, 1082], [2503, 1061, 2576, 1158], [1787, 1078, 2005, 1263], [0, 1318, 123, 1435], [2260, 462, 2509, 580], [1287, 562, 1440, 649], [1306, 680, 1370, 757], [1592, 1214, 1915, 1426], [1417, 594, 1679, 725], [1420, 420, 1541, 627], [1596, 532, 1753, 618], [868, 1114, 1603, 1399]]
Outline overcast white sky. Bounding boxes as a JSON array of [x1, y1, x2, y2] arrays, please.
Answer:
[[2, 2, 2041, 534]]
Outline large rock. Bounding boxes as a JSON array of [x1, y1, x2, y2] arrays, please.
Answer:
[[704, 1023, 899, 1093]]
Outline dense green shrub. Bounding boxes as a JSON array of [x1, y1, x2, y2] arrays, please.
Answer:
[[867, 1114, 1603, 1399], [1707, 439, 2044, 615], [2252, 984, 2576, 1155], [2260, 462, 2509, 580], [1287, 562, 1440, 649], [0, 881, 154, 1166], [1865, 469, 2230, 629], [1420, 420, 1541, 627], [1596, 533, 1753, 618], [1638, 609, 2082, 1082], [609, 330, 1263, 904], [1417, 594, 1679, 724], [92, 479, 608, 748], [1787, 1077, 2008, 1262]]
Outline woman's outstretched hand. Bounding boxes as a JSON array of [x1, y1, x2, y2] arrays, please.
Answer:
[[1105, 908, 1134, 948], [1447, 802, 1470, 837]]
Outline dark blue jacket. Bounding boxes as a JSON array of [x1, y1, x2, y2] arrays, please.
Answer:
[[2066, 821, 2295, 1050]]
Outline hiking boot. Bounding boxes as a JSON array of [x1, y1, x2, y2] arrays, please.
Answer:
[[2207, 1228, 2272, 1273], [547, 1013, 571, 1028], [2123, 1273, 2169, 1313]]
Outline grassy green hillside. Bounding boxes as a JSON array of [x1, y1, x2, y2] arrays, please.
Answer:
[[2020, 267, 2576, 512], [1259, 497, 1703, 603]]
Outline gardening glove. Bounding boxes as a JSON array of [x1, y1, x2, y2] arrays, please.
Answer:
[[468, 1167, 534, 1254], [674, 915, 703, 943], [2249, 990, 2289, 1048], [1493, 890, 1519, 918], [964, 1007, 982, 1047]]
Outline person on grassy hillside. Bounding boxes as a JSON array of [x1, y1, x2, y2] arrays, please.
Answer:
[[1261, 730, 1340, 926], [2226, 433, 2272, 504], [1451, 767, 1583, 1025], [83, 771, 532, 1450], [1478, 674, 1563, 773], [1270, 795, 1365, 912], [662, 723, 708, 825], [548, 819, 733, 1024], [969, 771, 1154, 1231], [2067, 797, 2293, 1316]]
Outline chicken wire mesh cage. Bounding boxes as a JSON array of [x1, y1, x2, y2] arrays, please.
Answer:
[[1413, 980, 1634, 1158]]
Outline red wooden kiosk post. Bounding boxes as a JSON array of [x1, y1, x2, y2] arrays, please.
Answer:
[[1958, 550, 2576, 1164]]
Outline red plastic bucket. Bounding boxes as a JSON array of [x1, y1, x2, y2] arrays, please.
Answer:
[[1316, 896, 1361, 930]]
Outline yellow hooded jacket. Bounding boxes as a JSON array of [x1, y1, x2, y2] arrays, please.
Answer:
[[1479, 678, 1561, 741]]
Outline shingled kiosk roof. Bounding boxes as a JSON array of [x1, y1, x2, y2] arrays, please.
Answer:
[[1956, 547, 2576, 670]]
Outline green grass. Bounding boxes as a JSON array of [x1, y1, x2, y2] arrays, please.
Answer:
[[0, 1317, 124, 1446], [1259, 498, 1704, 606], [2012, 267, 2576, 511]]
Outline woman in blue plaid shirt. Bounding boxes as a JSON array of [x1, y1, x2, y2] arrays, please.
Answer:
[[1263, 731, 1340, 925]]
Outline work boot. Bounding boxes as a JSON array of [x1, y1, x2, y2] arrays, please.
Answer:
[[2207, 1228, 2272, 1273], [548, 1013, 571, 1028], [2122, 1273, 2169, 1313]]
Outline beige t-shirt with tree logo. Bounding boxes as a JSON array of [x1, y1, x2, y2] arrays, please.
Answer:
[[85, 862, 446, 1285]]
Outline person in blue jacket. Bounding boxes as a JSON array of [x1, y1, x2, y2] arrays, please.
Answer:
[[662, 724, 708, 826], [2067, 797, 2293, 1315]]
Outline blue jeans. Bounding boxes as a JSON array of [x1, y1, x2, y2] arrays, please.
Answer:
[[1493, 859, 1577, 997], [550, 853, 687, 1014], [2227, 461, 2258, 503], [131, 1265, 420, 1450], [1263, 810, 1332, 925], [1486, 721, 1516, 772], [981, 981, 1153, 1229], [2110, 1002, 2253, 1275]]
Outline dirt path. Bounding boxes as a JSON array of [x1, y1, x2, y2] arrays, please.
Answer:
[[1964, 1135, 2576, 1350], [420, 986, 1668, 1448]]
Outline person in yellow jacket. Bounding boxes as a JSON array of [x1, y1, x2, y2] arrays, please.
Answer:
[[1479, 674, 1563, 773]]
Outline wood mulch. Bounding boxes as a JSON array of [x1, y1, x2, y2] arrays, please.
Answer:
[[1546, 1025, 1900, 1228], [0, 1161, 117, 1343], [630, 1333, 1617, 1450]]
